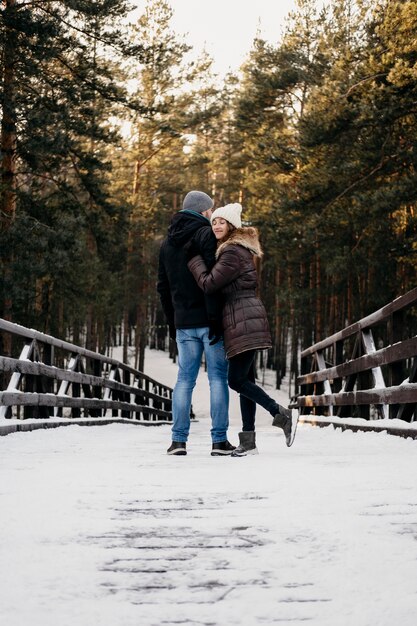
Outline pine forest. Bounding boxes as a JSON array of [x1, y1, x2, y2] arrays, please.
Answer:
[[1, 0, 417, 394]]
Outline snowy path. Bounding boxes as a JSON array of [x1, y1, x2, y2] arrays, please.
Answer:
[[1, 349, 417, 626]]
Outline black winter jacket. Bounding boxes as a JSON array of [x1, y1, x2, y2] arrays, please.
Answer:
[[157, 210, 223, 329]]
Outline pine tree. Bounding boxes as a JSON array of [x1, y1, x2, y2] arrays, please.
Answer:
[[0, 0, 139, 350], [296, 0, 417, 331], [121, 0, 221, 369], [231, 0, 328, 388]]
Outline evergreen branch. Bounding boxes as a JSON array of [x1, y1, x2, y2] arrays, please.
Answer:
[[132, 134, 181, 195], [24, 214, 55, 234], [350, 230, 366, 253], [66, 148, 100, 206], [18, 1, 135, 57], [137, 135, 180, 169], [341, 73, 387, 99], [287, 90, 305, 107], [324, 158, 389, 212], [16, 170, 82, 203], [0, 209, 15, 221], [55, 53, 125, 105]]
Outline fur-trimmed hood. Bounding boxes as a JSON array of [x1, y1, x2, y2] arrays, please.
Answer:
[[215, 227, 263, 259]]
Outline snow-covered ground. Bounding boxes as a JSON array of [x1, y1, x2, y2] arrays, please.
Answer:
[[1, 348, 417, 626]]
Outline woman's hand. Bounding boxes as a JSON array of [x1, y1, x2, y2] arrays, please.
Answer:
[[208, 319, 223, 345], [183, 238, 201, 262]]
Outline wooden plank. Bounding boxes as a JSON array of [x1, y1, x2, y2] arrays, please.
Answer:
[[103, 366, 116, 401], [316, 351, 333, 416], [298, 336, 417, 385], [0, 392, 172, 418], [0, 342, 34, 418], [298, 418, 417, 440], [360, 329, 388, 419], [122, 368, 132, 418], [297, 383, 417, 407], [396, 359, 417, 422], [361, 330, 386, 389], [0, 317, 170, 388], [0, 356, 172, 404], [301, 287, 417, 357], [0, 417, 173, 437], [55, 354, 79, 417], [0, 318, 175, 423], [363, 330, 388, 419], [335, 335, 360, 418]]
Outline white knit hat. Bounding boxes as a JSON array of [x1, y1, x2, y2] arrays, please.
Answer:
[[211, 203, 242, 229]]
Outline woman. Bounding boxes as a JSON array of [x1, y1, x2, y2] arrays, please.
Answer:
[[186, 202, 297, 456]]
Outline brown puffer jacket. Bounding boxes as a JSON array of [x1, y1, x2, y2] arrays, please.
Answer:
[[188, 227, 272, 358]]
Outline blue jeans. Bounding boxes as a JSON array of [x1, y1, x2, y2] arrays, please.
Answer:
[[172, 327, 229, 443]]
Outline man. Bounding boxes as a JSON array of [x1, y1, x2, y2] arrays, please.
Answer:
[[157, 190, 235, 456]]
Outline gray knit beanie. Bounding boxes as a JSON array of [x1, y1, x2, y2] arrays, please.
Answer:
[[182, 190, 214, 213]]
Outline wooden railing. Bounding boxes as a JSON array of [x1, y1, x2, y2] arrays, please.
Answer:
[[296, 287, 417, 423], [0, 318, 173, 424]]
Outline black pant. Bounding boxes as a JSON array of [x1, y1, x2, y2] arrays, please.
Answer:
[[228, 349, 279, 431]]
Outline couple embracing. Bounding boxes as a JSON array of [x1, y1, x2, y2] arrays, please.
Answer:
[[157, 190, 297, 457]]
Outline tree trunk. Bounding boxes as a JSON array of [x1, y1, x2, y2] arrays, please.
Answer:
[[315, 248, 322, 343], [85, 232, 97, 352], [1, 0, 18, 356], [123, 307, 129, 364], [1, 0, 17, 226]]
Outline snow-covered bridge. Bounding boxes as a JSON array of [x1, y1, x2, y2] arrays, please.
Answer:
[[1, 349, 417, 626]]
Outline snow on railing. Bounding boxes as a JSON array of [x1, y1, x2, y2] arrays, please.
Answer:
[[0, 318, 173, 424], [295, 287, 417, 426]]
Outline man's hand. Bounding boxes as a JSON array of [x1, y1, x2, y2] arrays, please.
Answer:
[[168, 324, 176, 341], [183, 238, 200, 262], [208, 319, 223, 345]]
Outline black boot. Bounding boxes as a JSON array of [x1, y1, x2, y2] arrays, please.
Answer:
[[231, 431, 258, 457]]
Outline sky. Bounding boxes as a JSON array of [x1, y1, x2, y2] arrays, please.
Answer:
[[1, 347, 417, 625], [132, 0, 299, 78]]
